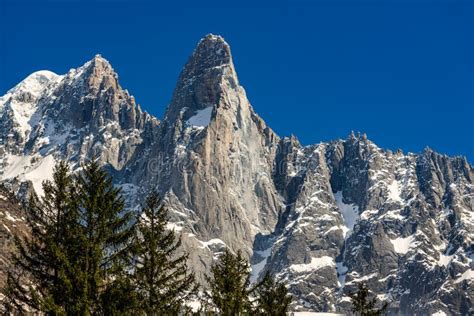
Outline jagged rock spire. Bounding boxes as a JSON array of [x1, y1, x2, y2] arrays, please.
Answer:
[[47, 54, 151, 132], [180, 34, 233, 80], [164, 34, 238, 123]]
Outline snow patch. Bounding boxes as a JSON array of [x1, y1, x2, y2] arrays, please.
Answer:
[[198, 238, 226, 249], [438, 253, 454, 267], [360, 209, 379, 220], [334, 191, 359, 237], [3, 154, 56, 196], [453, 269, 473, 284], [390, 235, 416, 255], [185, 298, 201, 313], [290, 256, 335, 273], [388, 180, 402, 202], [186, 107, 213, 128], [166, 222, 183, 232], [346, 272, 378, 284], [250, 246, 272, 283]]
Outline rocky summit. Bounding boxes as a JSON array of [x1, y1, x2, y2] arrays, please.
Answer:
[[0, 34, 472, 315]]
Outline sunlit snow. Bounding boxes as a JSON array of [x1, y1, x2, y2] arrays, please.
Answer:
[[387, 180, 403, 202], [198, 238, 226, 249], [334, 191, 359, 237], [3, 154, 56, 196], [390, 235, 416, 254], [186, 107, 213, 128], [453, 269, 473, 284], [290, 256, 334, 273]]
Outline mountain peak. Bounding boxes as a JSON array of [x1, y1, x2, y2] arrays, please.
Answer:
[[180, 34, 233, 80], [197, 33, 230, 54], [84, 54, 115, 77], [2, 70, 60, 99], [198, 33, 229, 51], [163, 34, 237, 123]]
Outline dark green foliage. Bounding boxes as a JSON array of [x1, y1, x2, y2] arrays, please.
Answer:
[[253, 272, 292, 315], [100, 262, 139, 315], [349, 282, 388, 316], [205, 249, 253, 315], [131, 191, 196, 315], [72, 159, 135, 314], [3, 160, 137, 315], [4, 161, 78, 314]]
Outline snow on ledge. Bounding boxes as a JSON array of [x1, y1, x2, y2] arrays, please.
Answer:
[[453, 269, 473, 284], [390, 235, 416, 254], [290, 256, 335, 273], [198, 238, 226, 249], [186, 107, 213, 128]]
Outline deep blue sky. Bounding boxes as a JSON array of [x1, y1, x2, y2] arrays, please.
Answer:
[[1, 0, 473, 160]]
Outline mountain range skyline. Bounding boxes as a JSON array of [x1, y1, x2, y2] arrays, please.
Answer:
[[0, 33, 472, 314], [2, 47, 472, 164], [1, 1, 472, 161]]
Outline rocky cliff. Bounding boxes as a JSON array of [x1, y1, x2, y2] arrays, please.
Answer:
[[0, 34, 472, 315]]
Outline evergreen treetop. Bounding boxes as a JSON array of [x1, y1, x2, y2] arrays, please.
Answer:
[[205, 249, 253, 315], [253, 272, 292, 315], [4, 161, 78, 314], [131, 191, 196, 315]]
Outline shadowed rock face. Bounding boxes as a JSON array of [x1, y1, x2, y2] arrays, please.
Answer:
[[0, 186, 30, 292], [0, 34, 472, 315]]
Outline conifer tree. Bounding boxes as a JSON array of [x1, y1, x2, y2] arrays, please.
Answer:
[[100, 261, 139, 315], [205, 249, 252, 315], [72, 159, 135, 314], [4, 162, 79, 314], [253, 272, 292, 315], [131, 191, 196, 315], [349, 282, 388, 316]]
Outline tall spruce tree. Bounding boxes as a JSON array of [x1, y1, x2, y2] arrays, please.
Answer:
[[100, 260, 139, 315], [349, 282, 388, 316], [253, 272, 292, 315], [72, 159, 135, 314], [4, 162, 79, 314], [205, 249, 253, 315], [130, 191, 196, 315]]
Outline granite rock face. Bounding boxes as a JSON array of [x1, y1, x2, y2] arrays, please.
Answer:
[[267, 135, 473, 314], [126, 34, 282, 280], [0, 35, 472, 315]]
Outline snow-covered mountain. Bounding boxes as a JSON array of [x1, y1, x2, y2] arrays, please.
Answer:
[[0, 34, 472, 315], [0, 55, 158, 195]]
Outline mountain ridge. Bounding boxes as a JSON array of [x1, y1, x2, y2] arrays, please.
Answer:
[[0, 35, 472, 315]]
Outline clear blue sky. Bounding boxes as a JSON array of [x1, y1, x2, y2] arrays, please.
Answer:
[[1, 0, 473, 160]]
